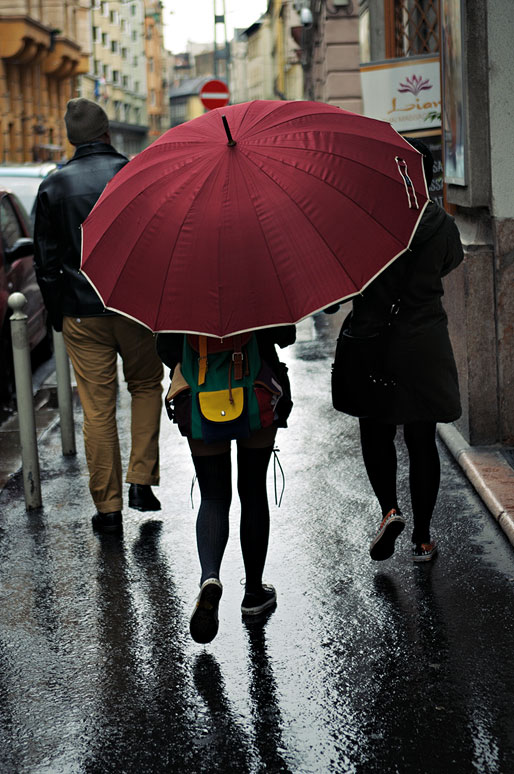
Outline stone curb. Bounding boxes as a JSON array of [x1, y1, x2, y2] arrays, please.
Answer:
[[438, 423, 514, 548]]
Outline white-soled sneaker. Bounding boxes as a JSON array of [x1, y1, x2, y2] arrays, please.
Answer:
[[412, 542, 438, 562], [190, 578, 223, 644], [241, 584, 277, 616], [369, 509, 406, 561]]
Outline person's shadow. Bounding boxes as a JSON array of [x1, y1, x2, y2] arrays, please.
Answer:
[[192, 650, 254, 771], [82, 521, 201, 773], [373, 567, 448, 664], [363, 569, 450, 772], [191, 612, 293, 773], [243, 613, 293, 773]]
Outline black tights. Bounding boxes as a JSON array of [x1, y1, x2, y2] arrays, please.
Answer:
[[358, 419, 440, 544], [191, 445, 274, 591]]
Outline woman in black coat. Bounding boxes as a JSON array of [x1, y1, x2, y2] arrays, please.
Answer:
[[339, 140, 463, 562]]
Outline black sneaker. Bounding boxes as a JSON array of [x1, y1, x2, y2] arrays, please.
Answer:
[[91, 511, 123, 534], [241, 584, 277, 616], [369, 509, 405, 561], [190, 578, 223, 644]]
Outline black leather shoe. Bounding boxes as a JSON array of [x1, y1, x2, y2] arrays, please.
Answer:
[[92, 511, 123, 534], [128, 484, 161, 512]]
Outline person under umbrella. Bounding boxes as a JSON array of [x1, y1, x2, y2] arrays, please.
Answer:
[[331, 139, 464, 562], [156, 327, 295, 644]]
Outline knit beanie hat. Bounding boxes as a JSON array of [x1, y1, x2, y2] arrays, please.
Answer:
[[64, 98, 109, 145]]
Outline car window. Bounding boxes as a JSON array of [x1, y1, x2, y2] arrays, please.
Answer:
[[0, 177, 41, 214], [0, 196, 25, 260]]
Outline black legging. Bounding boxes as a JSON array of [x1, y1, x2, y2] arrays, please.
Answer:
[[358, 418, 440, 545], [191, 445, 274, 590]]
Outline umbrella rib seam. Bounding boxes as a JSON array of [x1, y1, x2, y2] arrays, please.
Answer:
[[242, 147, 421, 256]]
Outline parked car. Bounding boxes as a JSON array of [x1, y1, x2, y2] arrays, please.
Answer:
[[0, 163, 57, 231], [0, 189, 51, 402]]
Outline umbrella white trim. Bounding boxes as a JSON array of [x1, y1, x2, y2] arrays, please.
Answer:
[[80, 199, 428, 340]]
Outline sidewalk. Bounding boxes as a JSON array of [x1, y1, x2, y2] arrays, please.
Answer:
[[1, 368, 514, 550], [438, 423, 514, 547]]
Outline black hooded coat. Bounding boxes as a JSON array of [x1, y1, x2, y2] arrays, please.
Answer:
[[346, 200, 464, 424]]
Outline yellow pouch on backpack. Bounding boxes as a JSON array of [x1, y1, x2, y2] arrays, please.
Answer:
[[198, 387, 245, 422]]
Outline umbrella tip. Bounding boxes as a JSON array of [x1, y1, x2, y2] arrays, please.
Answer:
[[221, 114, 237, 147]]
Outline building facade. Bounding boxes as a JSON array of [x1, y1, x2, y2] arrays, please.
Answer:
[[1, 0, 170, 162], [243, 16, 274, 101], [300, 0, 362, 112], [301, 0, 514, 447], [0, 0, 90, 162], [268, 0, 303, 101], [145, 0, 170, 144], [83, 0, 148, 156]]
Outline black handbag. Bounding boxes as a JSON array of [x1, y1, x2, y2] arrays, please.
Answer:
[[331, 320, 397, 417], [331, 252, 416, 418]]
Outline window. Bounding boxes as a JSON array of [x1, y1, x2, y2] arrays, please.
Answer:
[[102, 31, 108, 47], [111, 40, 118, 53], [0, 196, 24, 258], [122, 75, 129, 88], [386, 0, 439, 57], [101, 1, 108, 17], [109, 10, 119, 24], [121, 47, 127, 59], [132, 30, 137, 41], [113, 69, 119, 84]]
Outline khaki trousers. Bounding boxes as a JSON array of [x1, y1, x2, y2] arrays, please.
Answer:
[[62, 315, 163, 513]]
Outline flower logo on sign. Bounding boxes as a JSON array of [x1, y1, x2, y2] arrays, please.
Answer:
[[398, 75, 432, 96]]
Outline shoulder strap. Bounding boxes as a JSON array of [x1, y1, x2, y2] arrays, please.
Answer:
[[194, 333, 248, 386], [198, 336, 208, 385]]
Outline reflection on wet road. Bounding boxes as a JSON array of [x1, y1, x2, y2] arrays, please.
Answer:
[[1, 310, 514, 773]]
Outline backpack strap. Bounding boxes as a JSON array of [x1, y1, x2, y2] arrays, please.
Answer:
[[198, 336, 208, 385], [195, 333, 249, 387], [232, 335, 244, 381]]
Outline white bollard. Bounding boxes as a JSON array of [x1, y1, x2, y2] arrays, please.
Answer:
[[8, 292, 42, 510], [52, 329, 76, 456]]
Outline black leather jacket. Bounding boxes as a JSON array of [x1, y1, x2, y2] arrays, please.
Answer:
[[34, 142, 128, 330]]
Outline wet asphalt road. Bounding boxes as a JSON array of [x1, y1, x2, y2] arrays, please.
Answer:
[[1, 310, 514, 774]]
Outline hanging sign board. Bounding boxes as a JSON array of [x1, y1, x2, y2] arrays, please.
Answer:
[[360, 56, 441, 133]]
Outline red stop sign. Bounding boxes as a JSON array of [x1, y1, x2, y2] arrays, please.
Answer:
[[199, 79, 230, 110]]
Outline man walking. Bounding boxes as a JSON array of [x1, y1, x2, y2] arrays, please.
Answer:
[[34, 98, 163, 534]]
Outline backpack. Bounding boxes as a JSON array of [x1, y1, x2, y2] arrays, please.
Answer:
[[166, 333, 283, 443]]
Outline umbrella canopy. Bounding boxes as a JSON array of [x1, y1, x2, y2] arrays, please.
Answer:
[[81, 100, 429, 339]]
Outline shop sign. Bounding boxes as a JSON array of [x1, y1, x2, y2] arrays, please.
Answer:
[[360, 56, 441, 133]]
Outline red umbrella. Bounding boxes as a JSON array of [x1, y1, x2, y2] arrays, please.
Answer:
[[81, 100, 428, 339]]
